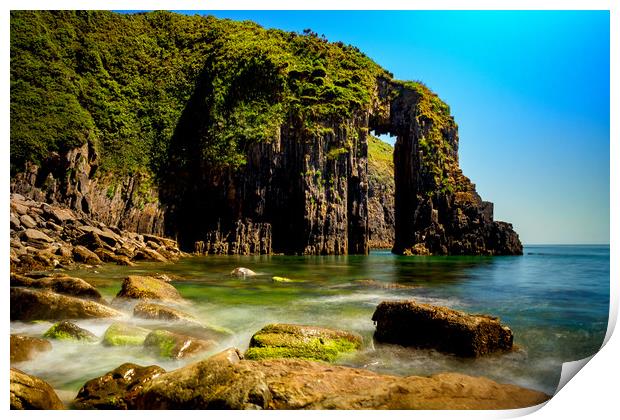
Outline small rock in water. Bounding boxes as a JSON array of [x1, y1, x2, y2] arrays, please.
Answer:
[[43, 321, 98, 342], [230, 267, 256, 277], [143, 329, 215, 359], [102, 322, 151, 346], [10, 335, 52, 362]]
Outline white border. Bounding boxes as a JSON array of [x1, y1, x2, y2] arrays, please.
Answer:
[[2, 2, 616, 420]]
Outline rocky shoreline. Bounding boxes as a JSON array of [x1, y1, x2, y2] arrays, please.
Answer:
[[10, 193, 187, 273], [10, 255, 550, 410]]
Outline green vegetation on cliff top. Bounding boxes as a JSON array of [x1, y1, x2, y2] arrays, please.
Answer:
[[10, 10, 389, 175], [10, 10, 458, 194]]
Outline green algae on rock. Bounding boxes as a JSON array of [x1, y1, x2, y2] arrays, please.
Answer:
[[43, 321, 97, 342], [102, 323, 151, 347], [245, 323, 362, 362], [115, 275, 183, 302], [143, 329, 216, 359]]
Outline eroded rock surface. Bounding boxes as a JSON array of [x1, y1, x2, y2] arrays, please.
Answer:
[[73, 363, 165, 409], [372, 300, 514, 357], [134, 355, 549, 409], [10, 368, 64, 410]]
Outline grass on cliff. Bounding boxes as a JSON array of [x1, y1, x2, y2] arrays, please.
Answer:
[[10, 11, 389, 177], [367, 135, 394, 189]]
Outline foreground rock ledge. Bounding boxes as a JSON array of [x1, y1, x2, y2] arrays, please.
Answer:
[[131, 355, 548, 409], [372, 300, 513, 357], [10, 368, 64, 410]]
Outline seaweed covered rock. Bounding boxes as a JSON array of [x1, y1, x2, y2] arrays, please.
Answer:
[[10, 287, 122, 320], [135, 356, 549, 410], [143, 330, 216, 359], [10, 273, 103, 302], [10, 335, 52, 363], [43, 321, 97, 342], [73, 363, 165, 409], [102, 323, 151, 346], [115, 276, 182, 302], [245, 323, 362, 362], [371, 300, 513, 357], [10, 368, 64, 410]]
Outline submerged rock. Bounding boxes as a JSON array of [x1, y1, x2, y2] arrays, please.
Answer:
[[10, 368, 64, 409], [115, 275, 182, 302], [230, 267, 257, 277], [10, 335, 52, 363], [73, 363, 165, 409], [103, 323, 151, 346], [135, 356, 549, 410], [245, 323, 362, 362], [371, 300, 514, 357], [10, 273, 103, 302], [10, 287, 122, 320], [133, 302, 233, 340], [133, 302, 198, 324], [143, 329, 216, 359], [43, 321, 97, 342]]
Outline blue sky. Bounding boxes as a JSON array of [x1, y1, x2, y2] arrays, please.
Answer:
[[167, 10, 609, 244]]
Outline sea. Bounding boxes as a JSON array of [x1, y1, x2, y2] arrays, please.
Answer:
[[10, 245, 610, 398]]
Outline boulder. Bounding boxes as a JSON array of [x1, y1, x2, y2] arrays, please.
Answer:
[[245, 323, 362, 362], [43, 321, 97, 341], [135, 356, 549, 410], [10, 335, 52, 363], [143, 329, 215, 359], [20, 214, 38, 229], [115, 275, 182, 302], [10, 368, 64, 409], [371, 300, 514, 357], [230, 267, 257, 277], [10, 273, 103, 302], [44, 207, 75, 224], [134, 247, 168, 263], [10, 287, 122, 320], [21, 228, 52, 243], [73, 363, 165, 409], [72, 245, 102, 265], [102, 322, 151, 346]]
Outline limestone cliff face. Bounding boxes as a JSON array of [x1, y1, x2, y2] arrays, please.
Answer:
[[10, 143, 165, 236], [373, 80, 522, 255]]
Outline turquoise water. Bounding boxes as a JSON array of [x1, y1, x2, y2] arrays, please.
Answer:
[[11, 245, 609, 397]]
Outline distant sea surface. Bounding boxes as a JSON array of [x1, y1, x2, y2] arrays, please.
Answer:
[[12, 245, 609, 396]]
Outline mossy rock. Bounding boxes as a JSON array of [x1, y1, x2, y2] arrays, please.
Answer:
[[102, 322, 151, 346], [115, 275, 182, 302], [244, 323, 362, 362], [43, 321, 97, 342], [143, 329, 215, 359]]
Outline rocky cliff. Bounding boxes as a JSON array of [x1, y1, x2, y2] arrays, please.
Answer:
[[10, 11, 522, 256], [368, 136, 395, 249]]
